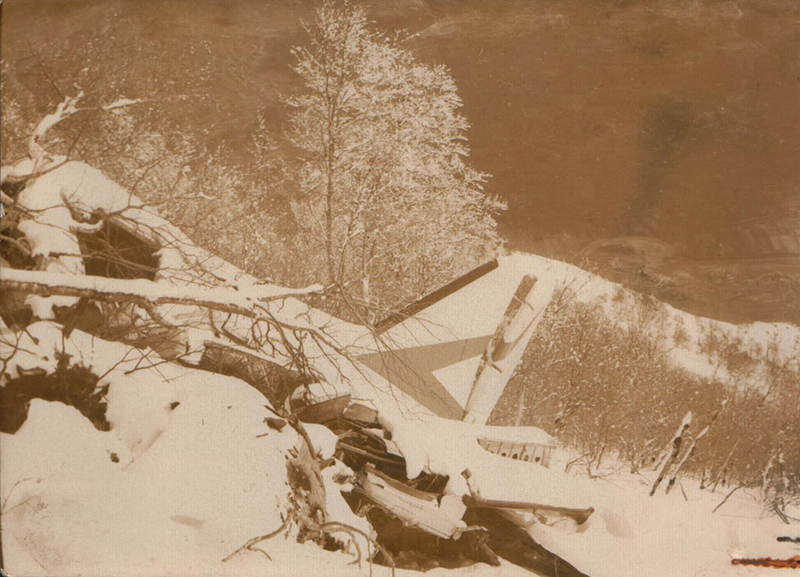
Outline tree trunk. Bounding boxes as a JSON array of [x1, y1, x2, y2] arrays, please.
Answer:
[[666, 425, 708, 494], [513, 387, 527, 427], [650, 412, 691, 496], [325, 162, 335, 287]]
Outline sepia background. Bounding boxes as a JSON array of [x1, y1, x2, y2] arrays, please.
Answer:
[[1, 1, 799, 576], [4, 0, 799, 322]]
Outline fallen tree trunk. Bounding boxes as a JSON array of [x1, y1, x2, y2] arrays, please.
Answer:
[[0, 268, 322, 320]]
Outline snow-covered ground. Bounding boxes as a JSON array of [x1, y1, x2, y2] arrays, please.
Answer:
[[496, 253, 800, 389], [4, 398, 794, 577], [536, 450, 798, 577], [1, 324, 298, 576], [2, 328, 795, 577], [2, 162, 797, 577], [0, 324, 531, 577]]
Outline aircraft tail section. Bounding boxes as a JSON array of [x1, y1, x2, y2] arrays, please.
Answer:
[[357, 258, 553, 422], [462, 274, 554, 424]]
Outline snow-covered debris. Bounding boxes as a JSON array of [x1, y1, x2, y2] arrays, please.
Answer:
[[303, 422, 340, 460], [13, 161, 283, 289], [0, 321, 147, 379], [375, 410, 592, 511], [4, 161, 347, 371]]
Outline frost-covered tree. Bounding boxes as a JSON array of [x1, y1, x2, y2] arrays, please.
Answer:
[[285, 1, 504, 314], [0, 57, 293, 288]]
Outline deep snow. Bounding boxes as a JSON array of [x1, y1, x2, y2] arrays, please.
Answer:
[[3, 162, 798, 576], [2, 324, 795, 577]]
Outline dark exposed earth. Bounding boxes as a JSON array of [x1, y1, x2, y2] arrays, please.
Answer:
[[3, 0, 799, 324]]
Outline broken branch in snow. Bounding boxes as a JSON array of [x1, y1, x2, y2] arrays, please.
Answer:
[[221, 518, 289, 563], [1, 91, 153, 185], [100, 98, 144, 112], [0, 268, 356, 386], [313, 521, 395, 577], [650, 411, 692, 496], [0, 234, 33, 258], [1, 92, 83, 184], [666, 425, 710, 495], [712, 485, 741, 513], [28, 92, 84, 165], [282, 413, 330, 524]]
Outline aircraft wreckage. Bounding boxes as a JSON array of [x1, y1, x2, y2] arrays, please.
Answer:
[[1, 161, 594, 576]]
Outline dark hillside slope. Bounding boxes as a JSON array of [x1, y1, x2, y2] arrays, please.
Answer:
[[3, 0, 798, 322]]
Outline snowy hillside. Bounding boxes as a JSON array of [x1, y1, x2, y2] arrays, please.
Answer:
[[1, 160, 797, 576], [2, 0, 798, 572], [0, 323, 548, 577], [498, 252, 800, 389], [2, 325, 795, 576]]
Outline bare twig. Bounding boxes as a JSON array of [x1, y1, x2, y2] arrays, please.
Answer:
[[309, 521, 395, 577], [712, 485, 742, 513], [222, 519, 289, 563], [0, 234, 32, 257]]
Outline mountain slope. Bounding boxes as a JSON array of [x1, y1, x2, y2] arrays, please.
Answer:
[[3, 0, 799, 323], [498, 252, 799, 387]]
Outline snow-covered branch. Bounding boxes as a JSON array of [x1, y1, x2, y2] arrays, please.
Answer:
[[1, 92, 153, 186], [1, 92, 85, 185], [100, 97, 144, 112], [0, 268, 323, 319], [29, 92, 84, 162]]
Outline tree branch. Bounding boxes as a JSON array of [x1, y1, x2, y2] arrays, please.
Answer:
[[0, 268, 323, 319], [222, 519, 289, 563]]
